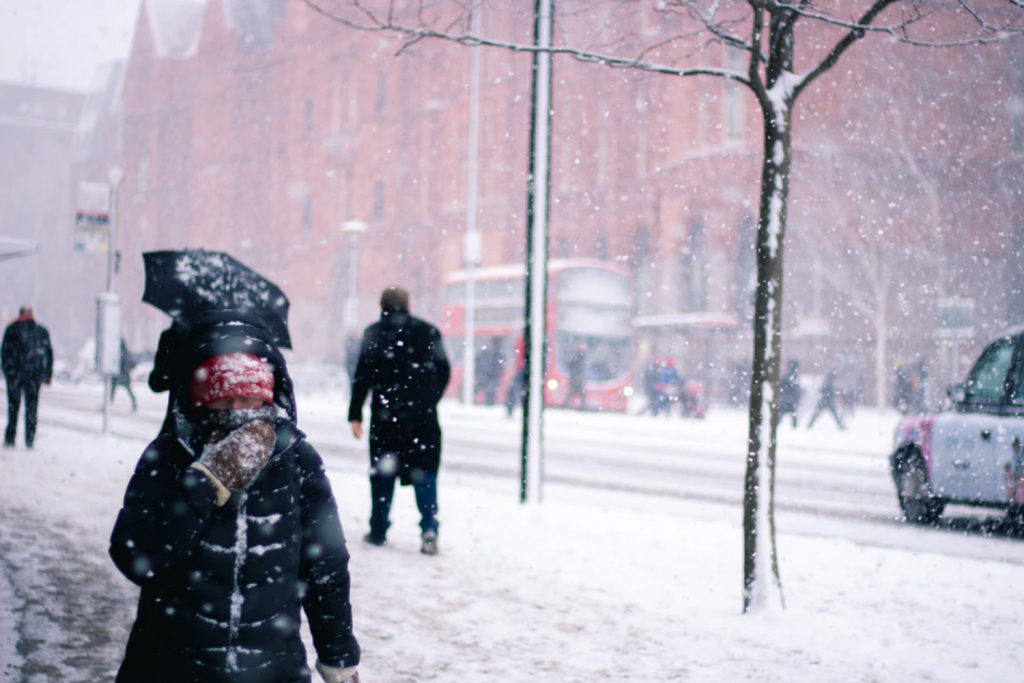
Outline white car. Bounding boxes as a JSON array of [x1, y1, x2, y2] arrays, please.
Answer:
[[891, 327, 1024, 524]]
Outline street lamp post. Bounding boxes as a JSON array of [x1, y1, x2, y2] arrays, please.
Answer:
[[462, 4, 483, 406], [340, 220, 368, 338], [100, 166, 124, 434]]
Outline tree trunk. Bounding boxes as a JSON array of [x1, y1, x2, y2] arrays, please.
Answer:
[[742, 15, 795, 612]]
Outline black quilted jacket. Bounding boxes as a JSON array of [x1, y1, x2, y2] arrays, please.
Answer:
[[110, 312, 359, 682]]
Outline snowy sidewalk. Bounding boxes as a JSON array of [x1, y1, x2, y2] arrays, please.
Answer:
[[1, 388, 1023, 682]]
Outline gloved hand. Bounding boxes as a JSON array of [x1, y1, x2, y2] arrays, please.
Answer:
[[316, 659, 360, 683], [195, 421, 275, 494]]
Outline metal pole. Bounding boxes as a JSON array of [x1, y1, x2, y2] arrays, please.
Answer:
[[340, 219, 367, 338], [462, 5, 482, 405], [521, 0, 553, 504], [102, 168, 122, 434]]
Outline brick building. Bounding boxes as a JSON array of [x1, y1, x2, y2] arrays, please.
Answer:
[[96, 0, 1023, 404]]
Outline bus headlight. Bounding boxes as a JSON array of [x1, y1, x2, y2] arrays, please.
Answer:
[[623, 385, 634, 397], [547, 379, 559, 390]]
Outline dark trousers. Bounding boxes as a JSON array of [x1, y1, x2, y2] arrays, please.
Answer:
[[5, 377, 41, 447], [562, 382, 586, 409], [369, 468, 438, 539], [111, 380, 137, 412], [808, 400, 844, 430], [505, 370, 525, 416]]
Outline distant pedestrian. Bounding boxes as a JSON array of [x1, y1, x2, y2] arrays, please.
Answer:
[[505, 335, 526, 416], [894, 361, 913, 414], [562, 340, 588, 410], [778, 359, 803, 428], [639, 358, 661, 415], [808, 367, 845, 430], [2, 306, 53, 449], [910, 359, 928, 414], [653, 358, 681, 417], [109, 310, 362, 683], [475, 337, 504, 405], [348, 287, 451, 555], [110, 338, 137, 413], [149, 320, 187, 435]]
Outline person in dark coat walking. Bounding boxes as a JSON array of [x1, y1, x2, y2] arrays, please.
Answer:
[[149, 320, 188, 435], [808, 367, 846, 430], [110, 338, 138, 412], [561, 340, 588, 410], [778, 359, 803, 428], [475, 337, 504, 406], [348, 287, 450, 555], [505, 335, 526, 417], [2, 306, 53, 449]]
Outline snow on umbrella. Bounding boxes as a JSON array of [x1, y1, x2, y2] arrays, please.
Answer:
[[142, 249, 292, 349]]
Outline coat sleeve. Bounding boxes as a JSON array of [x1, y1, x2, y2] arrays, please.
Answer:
[[296, 441, 361, 669], [429, 326, 451, 404], [109, 438, 221, 587], [40, 327, 53, 382], [346, 328, 375, 423], [0, 326, 12, 379]]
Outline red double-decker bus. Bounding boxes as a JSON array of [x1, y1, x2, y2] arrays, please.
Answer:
[[441, 259, 633, 412]]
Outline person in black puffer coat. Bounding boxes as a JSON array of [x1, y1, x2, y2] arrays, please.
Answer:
[[109, 310, 361, 683]]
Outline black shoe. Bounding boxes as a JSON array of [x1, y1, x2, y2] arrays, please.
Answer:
[[420, 531, 438, 556], [362, 532, 387, 547], [2, 441, 13, 449]]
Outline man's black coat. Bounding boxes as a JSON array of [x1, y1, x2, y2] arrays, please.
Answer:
[[1, 318, 52, 384], [347, 306, 450, 479]]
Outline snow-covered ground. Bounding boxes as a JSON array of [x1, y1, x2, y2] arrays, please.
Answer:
[[1, 377, 1023, 682]]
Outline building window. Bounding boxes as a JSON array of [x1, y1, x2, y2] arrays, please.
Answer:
[[724, 48, 746, 141], [376, 74, 387, 117], [373, 180, 385, 222], [302, 196, 313, 236], [304, 98, 314, 136]]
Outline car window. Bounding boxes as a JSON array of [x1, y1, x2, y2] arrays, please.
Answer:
[[965, 340, 1014, 404]]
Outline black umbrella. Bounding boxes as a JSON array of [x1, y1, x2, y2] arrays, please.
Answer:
[[142, 249, 292, 349]]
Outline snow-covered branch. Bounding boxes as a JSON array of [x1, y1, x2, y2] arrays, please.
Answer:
[[302, 0, 753, 83]]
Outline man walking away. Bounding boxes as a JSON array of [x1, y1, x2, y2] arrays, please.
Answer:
[[505, 335, 526, 417], [111, 338, 138, 413], [2, 306, 53, 449], [348, 287, 451, 555], [778, 359, 803, 428], [562, 340, 588, 410], [149, 320, 187, 435], [808, 367, 845, 430]]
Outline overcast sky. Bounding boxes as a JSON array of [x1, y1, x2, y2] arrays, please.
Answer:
[[0, 0, 141, 92]]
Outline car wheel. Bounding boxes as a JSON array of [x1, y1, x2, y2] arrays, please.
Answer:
[[895, 452, 945, 524]]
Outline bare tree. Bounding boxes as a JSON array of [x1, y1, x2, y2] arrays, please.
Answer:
[[303, 0, 1024, 611]]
